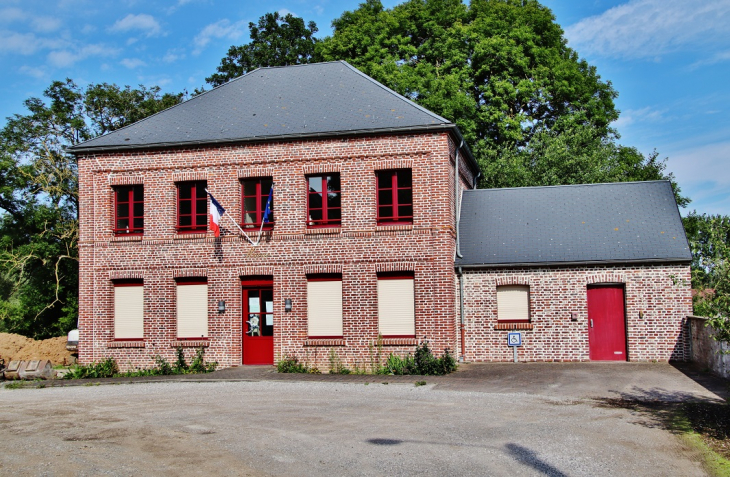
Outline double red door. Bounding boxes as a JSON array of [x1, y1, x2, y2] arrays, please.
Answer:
[[242, 285, 274, 365], [587, 285, 627, 361]]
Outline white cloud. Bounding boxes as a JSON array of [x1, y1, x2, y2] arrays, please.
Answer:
[[192, 18, 246, 55], [0, 31, 56, 55], [0, 8, 26, 23], [613, 106, 666, 129], [120, 57, 146, 69], [110, 13, 162, 37], [690, 50, 730, 69], [278, 9, 297, 17], [163, 49, 185, 63], [32, 16, 62, 33], [19, 65, 47, 79], [565, 0, 730, 59], [81, 24, 96, 35], [669, 141, 730, 187], [47, 44, 120, 68]]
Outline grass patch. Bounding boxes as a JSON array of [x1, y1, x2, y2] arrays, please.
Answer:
[[4, 381, 24, 389], [599, 398, 730, 476]]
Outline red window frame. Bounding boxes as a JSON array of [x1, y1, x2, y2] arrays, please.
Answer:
[[114, 185, 144, 235], [177, 181, 207, 233], [376, 169, 413, 224], [307, 174, 341, 228], [241, 178, 274, 229]]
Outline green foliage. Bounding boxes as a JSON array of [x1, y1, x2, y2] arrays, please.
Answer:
[[64, 357, 119, 379], [277, 355, 317, 373], [0, 80, 182, 339], [206, 11, 320, 87], [382, 341, 458, 375], [64, 347, 217, 379], [316, 0, 686, 205], [4, 381, 24, 389], [684, 212, 730, 341], [328, 348, 352, 374]]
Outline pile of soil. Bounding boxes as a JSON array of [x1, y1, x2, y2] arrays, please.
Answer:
[[0, 333, 75, 366]]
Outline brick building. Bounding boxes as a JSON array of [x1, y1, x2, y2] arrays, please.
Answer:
[[71, 61, 691, 370]]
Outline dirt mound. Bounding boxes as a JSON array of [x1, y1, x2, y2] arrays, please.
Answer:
[[0, 333, 75, 365]]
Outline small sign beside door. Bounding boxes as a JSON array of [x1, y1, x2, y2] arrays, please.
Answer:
[[507, 332, 522, 347]]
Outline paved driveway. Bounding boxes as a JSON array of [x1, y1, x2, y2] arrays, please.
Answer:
[[0, 363, 722, 476]]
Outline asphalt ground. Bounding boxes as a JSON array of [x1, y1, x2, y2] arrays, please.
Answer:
[[1, 362, 725, 476]]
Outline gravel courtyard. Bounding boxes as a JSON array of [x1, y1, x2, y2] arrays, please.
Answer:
[[0, 367, 716, 476]]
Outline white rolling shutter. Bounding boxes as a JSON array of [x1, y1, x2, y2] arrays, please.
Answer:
[[307, 280, 342, 336], [378, 278, 415, 335], [114, 286, 144, 339], [177, 284, 208, 338], [497, 285, 530, 321]]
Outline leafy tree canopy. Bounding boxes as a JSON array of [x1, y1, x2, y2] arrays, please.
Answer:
[[0, 80, 182, 338], [317, 0, 687, 203], [206, 11, 320, 87]]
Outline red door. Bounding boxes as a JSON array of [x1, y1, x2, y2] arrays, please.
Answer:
[[243, 285, 274, 365], [587, 285, 627, 361]]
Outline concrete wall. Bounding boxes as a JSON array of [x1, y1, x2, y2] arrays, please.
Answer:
[[689, 316, 730, 379]]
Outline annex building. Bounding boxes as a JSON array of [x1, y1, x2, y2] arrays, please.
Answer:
[[70, 61, 692, 370]]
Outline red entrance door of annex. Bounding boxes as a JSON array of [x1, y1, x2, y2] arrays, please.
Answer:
[[587, 285, 627, 361], [242, 282, 274, 365]]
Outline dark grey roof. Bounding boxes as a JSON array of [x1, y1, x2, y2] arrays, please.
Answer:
[[69, 61, 472, 165], [457, 181, 691, 267]]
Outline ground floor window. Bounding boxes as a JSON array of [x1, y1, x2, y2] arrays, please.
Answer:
[[176, 279, 208, 338], [497, 285, 530, 321], [377, 273, 415, 336], [114, 281, 144, 339], [307, 275, 342, 337]]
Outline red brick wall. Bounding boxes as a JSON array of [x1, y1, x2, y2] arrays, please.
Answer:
[[78, 133, 469, 371], [459, 264, 692, 362]]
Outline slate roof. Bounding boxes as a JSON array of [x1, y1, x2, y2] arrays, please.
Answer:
[[456, 181, 691, 267], [68, 61, 473, 165]]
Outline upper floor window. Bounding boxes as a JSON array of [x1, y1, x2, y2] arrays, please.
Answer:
[[377, 169, 412, 224], [242, 177, 274, 229], [177, 181, 207, 233], [114, 185, 143, 235], [307, 174, 341, 228]]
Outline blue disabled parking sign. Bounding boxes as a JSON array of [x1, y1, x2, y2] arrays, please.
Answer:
[[507, 332, 522, 347]]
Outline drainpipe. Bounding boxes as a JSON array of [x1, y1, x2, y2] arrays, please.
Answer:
[[458, 266, 466, 362], [455, 141, 463, 259], [473, 171, 481, 190]]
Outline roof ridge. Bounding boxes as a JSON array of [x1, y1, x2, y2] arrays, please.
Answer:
[[337, 61, 451, 125], [67, 67, 264, 151], [463, 180, 671, 193]]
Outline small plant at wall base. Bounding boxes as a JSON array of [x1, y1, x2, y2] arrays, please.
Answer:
[[64, 347, 217, 379], [328, 348, 351, 374], [277, 355, 320, 374]]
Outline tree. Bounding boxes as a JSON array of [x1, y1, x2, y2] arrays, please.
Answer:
[[0, 80, 182, 338], [683, 213, 730, 330], [317, 0, 686, 203], [206, 12, 320, 87]]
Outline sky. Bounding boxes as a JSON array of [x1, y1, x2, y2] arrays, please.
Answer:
[[0, 0, 728, 215]]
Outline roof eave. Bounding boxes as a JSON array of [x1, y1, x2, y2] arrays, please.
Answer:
[[67, 123, 475, 164], [455, 257, 692, 269]]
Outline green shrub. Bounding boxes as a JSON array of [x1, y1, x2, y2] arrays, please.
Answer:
[[328, 348, 351, 374], [277, 356, 308, 373], [383, 342, 458, 376], [64, 357, 119, 379], [65, 347, 217, 379]]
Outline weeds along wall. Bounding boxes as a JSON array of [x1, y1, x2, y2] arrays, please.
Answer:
[[77, 133, 475, 371]]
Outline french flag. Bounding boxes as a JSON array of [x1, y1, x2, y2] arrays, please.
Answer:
[[208, 191, 226, 237]]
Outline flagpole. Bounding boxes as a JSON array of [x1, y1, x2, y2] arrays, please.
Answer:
[[205, 188, 256, 245], [254, 183, 274, 246]]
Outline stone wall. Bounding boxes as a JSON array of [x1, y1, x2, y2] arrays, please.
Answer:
[[688, 316, 730, 379]]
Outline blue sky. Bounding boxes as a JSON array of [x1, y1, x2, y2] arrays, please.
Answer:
[[1, 0, 728, 215]]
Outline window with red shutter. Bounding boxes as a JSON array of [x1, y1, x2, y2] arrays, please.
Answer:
[[177, 181, 207, 233], [376, 169, 412, 224], [114, 185, 144, 235]]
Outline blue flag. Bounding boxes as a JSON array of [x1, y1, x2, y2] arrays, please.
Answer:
[[262, 185, 273, 224]]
